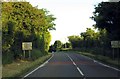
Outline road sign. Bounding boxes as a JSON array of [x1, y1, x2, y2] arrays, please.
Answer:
[[22, 42, 32, 50], [111, 41, 120, 48]]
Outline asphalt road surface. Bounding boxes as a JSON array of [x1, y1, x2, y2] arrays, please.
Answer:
[[23, 52, 120, 79]]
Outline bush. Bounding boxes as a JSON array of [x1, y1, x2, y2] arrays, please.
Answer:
[[2, 52, 14, 65], [31, 49, 46, 60], [2, 49, 47, 65]]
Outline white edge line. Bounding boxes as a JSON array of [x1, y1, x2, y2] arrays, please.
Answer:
[[73, 62, 76, 66], [68, 56, 73, 61], [80, 52, 120, 71], [23, 54, 54, 78], [77, 67, 84, 76], [95, 60, 120, 71], [66, 54, 84, 76]]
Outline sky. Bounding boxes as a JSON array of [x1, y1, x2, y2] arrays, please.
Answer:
[[26, 0, 109, 45]]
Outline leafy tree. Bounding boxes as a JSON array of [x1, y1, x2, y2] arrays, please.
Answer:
[[2, 2, 56, 63], [80, 28, 96, 48], [68, 35, 81, 48], [53, 40, 62, 51], [91, 2, 120, 40], [62, 42, 72, 48], [48, 45, 54, 52], [90, 2, 120, 57]]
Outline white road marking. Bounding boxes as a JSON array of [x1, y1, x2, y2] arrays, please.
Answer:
[[73, 62, 77, 66], [66, 54, 84, 76], [77, 67, 84, 76], [23, 54, 54, 78], [94, 60, 120, 71], [80, 52, 120, 71], [93, 60, 97, 62]]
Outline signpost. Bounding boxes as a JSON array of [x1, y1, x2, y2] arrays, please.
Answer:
[[111, 41, 120, 48], [22, 42, 32, 59], [111, 41, 120, 59]]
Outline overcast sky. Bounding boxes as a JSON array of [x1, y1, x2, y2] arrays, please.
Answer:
[[26, 0, 108, 45]]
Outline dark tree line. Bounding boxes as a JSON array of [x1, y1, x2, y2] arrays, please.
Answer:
[[68, 28, 110, 55], [92, 2, 120, 41], [68, 2, 120, 58]]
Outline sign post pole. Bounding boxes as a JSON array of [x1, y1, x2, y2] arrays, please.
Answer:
[[22, 42, 32, 59], [111, 41, 120, 59], [112, 48, 114, 59], [118, 48, 119, 59], [29, 50, 31, 59], [23, 50, 25, 58]]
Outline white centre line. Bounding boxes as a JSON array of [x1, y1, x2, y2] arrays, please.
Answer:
[[22, 54, 54, 78], [66, 53, 84, 76]]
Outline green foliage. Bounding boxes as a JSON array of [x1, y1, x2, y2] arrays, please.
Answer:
[[68, 28, 99, 49], [44, 32, 52, 53], [2, 52, 14, 65], [68, 27, 113, 57], [53, 40, 62, 51], [68, 35, 81, 48], [86, 2, 120, 58], [62, 42, 72, 48], [48, 45, 54, 52], [91, 2, 120, 40], [31, 49, 46, 60], [2, 2, 56, 64]]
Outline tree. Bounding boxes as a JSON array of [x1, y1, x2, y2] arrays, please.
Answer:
[[91, 2, 120, 57], [91, 2, 120, 40], [2, 2, 56, 63], [68, 35, 81, 48], [53, 40, 62, 51], [68, 27, 111, 56], [62, 42, 72, 48], [80, 28, 98, 48], [48, 45, 54, 52]]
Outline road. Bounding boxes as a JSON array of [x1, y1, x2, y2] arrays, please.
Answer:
[[23, 52, 120, 79]]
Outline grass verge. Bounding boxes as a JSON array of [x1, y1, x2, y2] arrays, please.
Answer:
[[2, 54, 52, 78]]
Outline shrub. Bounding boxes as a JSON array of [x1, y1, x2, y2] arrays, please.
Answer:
[[2, 52, 14, 65]]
